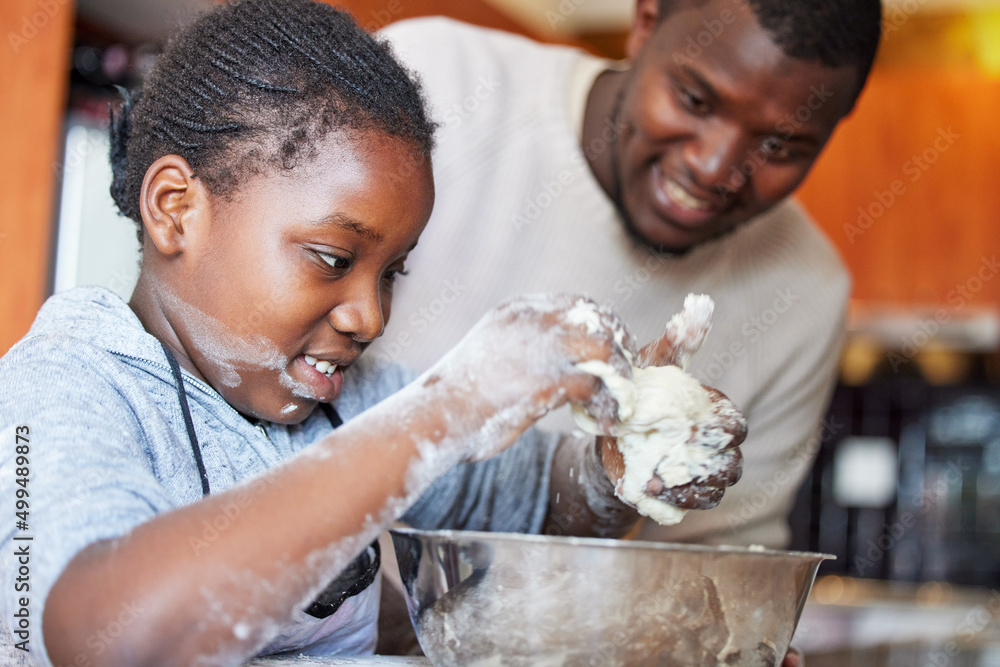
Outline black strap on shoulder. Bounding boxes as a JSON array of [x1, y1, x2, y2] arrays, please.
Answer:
[[305, 401, 381, 619], [160, 342, 211, 497], [155, 350, 375, 618], [319, 402, 343, 428], [304, 539, 381, 619]]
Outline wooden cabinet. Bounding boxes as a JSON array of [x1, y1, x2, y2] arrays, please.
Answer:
[[797, 66, 1000, 310], [320, 0, 556, 41], [0, 0, 74, 355]]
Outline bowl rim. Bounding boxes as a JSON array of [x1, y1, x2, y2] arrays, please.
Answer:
[[390, 526, 835, 562]]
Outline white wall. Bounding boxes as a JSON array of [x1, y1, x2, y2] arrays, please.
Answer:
[[54, 118, 142, 301]]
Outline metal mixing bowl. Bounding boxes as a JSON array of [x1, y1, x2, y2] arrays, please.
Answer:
[[390, 528, 832, 667]]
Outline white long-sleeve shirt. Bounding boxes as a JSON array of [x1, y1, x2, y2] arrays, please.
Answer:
[[374, 17, 851, 548]]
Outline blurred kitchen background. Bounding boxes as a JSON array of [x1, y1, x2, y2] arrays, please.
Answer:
[[1, 0, 999, 662]]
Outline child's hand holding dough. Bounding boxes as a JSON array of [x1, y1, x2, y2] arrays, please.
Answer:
[[423, 293, 637, 463]]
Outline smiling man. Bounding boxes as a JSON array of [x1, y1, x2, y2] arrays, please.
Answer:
[[372, 0, 882, 548]]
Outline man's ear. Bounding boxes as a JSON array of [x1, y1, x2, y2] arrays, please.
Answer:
[[626, 0, 662, 61], [138, 154, 210, 257]]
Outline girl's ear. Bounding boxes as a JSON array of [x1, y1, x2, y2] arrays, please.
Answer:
[[139, 155, 210, 256], [626, 0, 662, 61]]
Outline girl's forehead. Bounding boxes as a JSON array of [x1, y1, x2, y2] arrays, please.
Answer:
[[226, 128, 427, 198], [215, 129, 433, 241]]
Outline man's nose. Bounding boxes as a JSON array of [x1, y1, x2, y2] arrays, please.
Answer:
[[682, 124, 748, 192]]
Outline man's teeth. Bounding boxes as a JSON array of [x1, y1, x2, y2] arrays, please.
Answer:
[[304, 355, 337, 377], [665, 178, 712, 211]]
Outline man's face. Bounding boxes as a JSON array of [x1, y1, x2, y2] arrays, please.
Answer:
[[614, 0, 860, 252]]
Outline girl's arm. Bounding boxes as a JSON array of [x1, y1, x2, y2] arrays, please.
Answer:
[[43, 295, 631, 666]]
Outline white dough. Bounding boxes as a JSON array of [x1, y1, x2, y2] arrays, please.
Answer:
[[572, 294, 734, 526]]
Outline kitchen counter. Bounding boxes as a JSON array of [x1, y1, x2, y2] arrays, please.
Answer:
[[249, 658, 430, 666], [248, 577, 1000, 666], [796, 577, 1000, 666]]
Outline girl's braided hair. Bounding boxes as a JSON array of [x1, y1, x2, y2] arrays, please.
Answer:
[[110, 0, 435, 233]]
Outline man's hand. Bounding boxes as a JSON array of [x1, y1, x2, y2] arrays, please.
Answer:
[[782, 646, 804, 667], [598, 295, 747, 514], [598, 390, 746, 510]]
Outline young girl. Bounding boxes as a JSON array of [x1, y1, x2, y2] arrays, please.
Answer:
[[0, 1, 744, 664]]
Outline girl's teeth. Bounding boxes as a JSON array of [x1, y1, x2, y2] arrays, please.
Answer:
[[303, 355, 337, 377]]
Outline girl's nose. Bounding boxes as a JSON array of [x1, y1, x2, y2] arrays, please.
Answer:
[[328, 283, 385, 343]]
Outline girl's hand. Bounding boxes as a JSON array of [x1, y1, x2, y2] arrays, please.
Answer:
[[430, 294, 637, 462], [598, 302, 747, 512]]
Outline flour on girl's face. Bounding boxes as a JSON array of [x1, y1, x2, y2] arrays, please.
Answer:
[[158, 287, 314, 399]]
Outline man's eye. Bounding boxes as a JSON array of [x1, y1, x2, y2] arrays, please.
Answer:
[[318, 252, 352, 270], [761, 137, 783, 152], [761, 137, 791, 160], [679, 88, 709, 114]]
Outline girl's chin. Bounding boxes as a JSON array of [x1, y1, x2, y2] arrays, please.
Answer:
[[221, 390, 314, 426], [268, 400, 317, 425], [216, 365, 344, 424]]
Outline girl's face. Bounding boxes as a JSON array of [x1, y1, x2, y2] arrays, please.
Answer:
[[164, 129, 433, 424]]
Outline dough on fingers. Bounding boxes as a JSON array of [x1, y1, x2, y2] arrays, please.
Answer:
[[572, 294, 745, 526]]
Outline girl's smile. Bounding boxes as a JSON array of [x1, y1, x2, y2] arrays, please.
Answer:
[[291, 352, 349, 404]]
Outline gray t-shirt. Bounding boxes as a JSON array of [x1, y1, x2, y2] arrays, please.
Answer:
[[0, 287, 557, 664]]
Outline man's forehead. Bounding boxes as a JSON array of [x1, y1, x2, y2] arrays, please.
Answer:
[[645, 0, 867, 107], [655, 0, 718, 20]]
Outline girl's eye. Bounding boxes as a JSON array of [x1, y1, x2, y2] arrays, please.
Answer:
[[318, 252, 352, 271], [382, 268, 409, 286]]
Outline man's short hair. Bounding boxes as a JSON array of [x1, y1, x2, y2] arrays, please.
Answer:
[[658, 0, 883, 95]]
